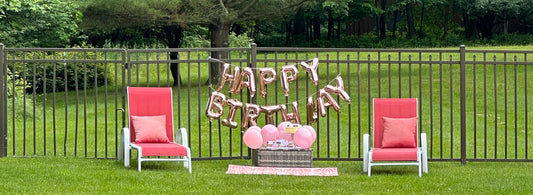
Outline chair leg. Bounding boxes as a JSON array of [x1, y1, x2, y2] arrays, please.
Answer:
[[423, 153, 428, 173], [118, 133, 124, 161], [188, 156, 192, 173], [124, 146, 130, 167], [418, 162, 422, 177], [421, 132, 428, 173], [363, 134, 369, 173], [137, 149, 142, 172], [418, 152, 422, 177]]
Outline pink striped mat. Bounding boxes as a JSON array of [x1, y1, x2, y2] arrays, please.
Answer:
[[226, 164, 338, 176]]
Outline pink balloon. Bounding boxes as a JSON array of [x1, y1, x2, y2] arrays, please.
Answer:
[[261, 124, 278, 146], [294, 128, 314, 149], [247, 125, 261, 133], [301, 125, 316, 141], [277, 121, 293, 141], [244, 128, 263, 149]]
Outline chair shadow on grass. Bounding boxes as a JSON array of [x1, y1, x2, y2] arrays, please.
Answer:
[[368, 165, 421, 176], [118, 156, 190, 172]]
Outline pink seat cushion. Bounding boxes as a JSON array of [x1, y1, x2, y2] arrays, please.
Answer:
[[372, 148, 418, 161], [381, 117, 417, 148], [131, 115, 170, 143], [135, 142, 188, 156]]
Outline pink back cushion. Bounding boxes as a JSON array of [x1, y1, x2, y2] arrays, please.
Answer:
[[128, 87, 174, 142], [373, 98, 418, 148], [131, 115, 169, 143], [381, 117, 417, 148]]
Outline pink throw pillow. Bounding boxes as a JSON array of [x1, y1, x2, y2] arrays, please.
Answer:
[[131, 115, 169, 143], [381, 117, 417, 148]]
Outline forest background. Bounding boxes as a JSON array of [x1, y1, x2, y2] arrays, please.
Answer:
[[1, 0, 531, 50]]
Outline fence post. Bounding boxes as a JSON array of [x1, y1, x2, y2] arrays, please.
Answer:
[[250, 43, 257, 105], [249, 43, 258, 159], [460, 45, 467, 164], [0, 43, 6, 157]]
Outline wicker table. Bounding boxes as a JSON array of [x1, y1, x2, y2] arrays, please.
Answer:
[[252, 148, 313, 168]]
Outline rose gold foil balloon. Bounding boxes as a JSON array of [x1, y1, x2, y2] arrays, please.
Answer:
[[260, 105, 282, 124], [242, 103, 261, 128], [239, 67, 256, 98], [258, 67, 277, 98], [306, 97, 318, 124], [280, 101, 301, 124], [300, 58, 319, 85], [229, 66, 241, 94], [280, 65, 298, 96], [318, 89, 340, 117], [216, 63, 233, 92], [221, 99, 243, 128], [324, 75, 351, 103], [205, 91, 226, 121]]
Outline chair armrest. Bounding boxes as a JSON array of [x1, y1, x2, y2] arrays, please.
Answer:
[[175, 128, 189, 148], [363, 133, 370, 172], [420, 132, 427, 152], [363, 133, 370, 152], [123, 127, 131, 145]]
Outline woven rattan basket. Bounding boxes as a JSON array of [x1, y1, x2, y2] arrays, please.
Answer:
[[252, 148, 313, 168]]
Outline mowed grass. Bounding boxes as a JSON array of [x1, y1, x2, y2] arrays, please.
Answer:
[[7, 45, 532, 159], [0, 157, 532, 194], [2, 45, 533, 194]]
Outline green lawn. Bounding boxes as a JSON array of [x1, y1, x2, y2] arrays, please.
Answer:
[[0, 157, 531, 194], [2, 45, 532, 194]]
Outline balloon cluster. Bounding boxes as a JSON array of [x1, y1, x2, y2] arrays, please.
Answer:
[[243, 122, 317, 149], [205, 58, 351, 128]]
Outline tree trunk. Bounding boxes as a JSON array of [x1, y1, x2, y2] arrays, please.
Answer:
[[346, 21, 355, 36], [418, 2, 425, 37], [209, 22, 231, 85], [406, 2, 415, 38], [336, 17, 341, 39], [392, 10, 399, 37], [477, 12, 495, 38], [379, 0, 387, 39], [463, 13, 475, 39], [375, 0, 379, 37], [286, 21, 292, 45], [163, 25, 183, 86], [443, 1, 451, 39], [327, 9, 334, 40], [313, 16, 321, 40]]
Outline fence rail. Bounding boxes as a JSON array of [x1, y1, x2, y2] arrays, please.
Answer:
[[0, 44, 531, 163]]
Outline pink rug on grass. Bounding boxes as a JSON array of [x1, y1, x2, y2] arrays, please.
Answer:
[[226, 164, 338, 176]]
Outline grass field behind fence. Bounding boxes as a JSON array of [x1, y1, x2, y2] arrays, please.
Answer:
[[5, 46, 533, 161]]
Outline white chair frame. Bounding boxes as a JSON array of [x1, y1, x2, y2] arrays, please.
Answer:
[[119, 127, 192, 172], [363, 98, 428, 177]]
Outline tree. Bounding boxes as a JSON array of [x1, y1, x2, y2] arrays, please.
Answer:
[[322, 0, 352, 40], [458, 0, 530, 38], [181, 0, 307, 84], [0, 0, 81, 47], [82, 0, 307, 85], [81, 0, 186, 86]]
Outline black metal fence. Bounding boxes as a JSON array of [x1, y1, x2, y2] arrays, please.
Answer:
[[0, 43, 531, 163]]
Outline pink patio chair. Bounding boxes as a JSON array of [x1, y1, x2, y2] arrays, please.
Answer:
[[118, 87, 191, 172], [363, 98, 427, 177]]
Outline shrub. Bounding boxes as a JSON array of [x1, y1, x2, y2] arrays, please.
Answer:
[[6, 68, 39, 118], [23, 62, 110, 94]]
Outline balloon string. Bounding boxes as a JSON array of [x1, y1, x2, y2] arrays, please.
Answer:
[[207, 73, 342, 105], [208, 56, 341, 82], [208, 56, 314, 70]]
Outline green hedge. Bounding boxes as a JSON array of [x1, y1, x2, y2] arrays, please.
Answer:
[[23, 62, 111, 94]]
